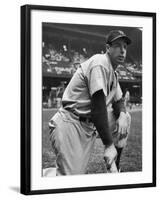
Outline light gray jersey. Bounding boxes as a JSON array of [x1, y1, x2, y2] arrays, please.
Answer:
[[62, 54, 122, 117]]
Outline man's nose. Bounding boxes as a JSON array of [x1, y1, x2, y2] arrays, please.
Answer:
[[120, 46, 125, 54]]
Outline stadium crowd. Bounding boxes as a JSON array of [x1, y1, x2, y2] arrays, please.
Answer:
[[43, 42, 142, 75], [42, 42, 142, 109], [42, 42, 89, 75]]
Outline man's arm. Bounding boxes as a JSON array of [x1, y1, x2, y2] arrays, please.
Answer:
[[91, 89, 117, 168], [91, 89, 112, 146]]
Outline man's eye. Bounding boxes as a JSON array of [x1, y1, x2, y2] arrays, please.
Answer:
[[113, 44, 119, 48]]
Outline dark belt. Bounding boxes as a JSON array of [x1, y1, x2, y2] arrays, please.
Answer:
[[62, 106, 92, 123], [79, 116, 92, 123]]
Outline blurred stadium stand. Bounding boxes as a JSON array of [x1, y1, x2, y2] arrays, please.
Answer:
[[42, 23, 142, 108]]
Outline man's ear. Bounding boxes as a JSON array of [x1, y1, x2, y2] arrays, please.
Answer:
[[106, 44, 110, 53]]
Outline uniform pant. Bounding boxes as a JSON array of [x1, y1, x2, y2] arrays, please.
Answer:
[[49, 107, 131, 175]]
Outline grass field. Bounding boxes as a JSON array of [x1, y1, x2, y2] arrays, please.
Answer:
[[42, 108, 142, 173]]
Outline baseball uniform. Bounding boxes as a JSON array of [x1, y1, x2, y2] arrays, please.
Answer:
[[49, 53, 131, 175]]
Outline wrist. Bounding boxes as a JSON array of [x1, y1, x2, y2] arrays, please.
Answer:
[[105, 142, 114, 149]]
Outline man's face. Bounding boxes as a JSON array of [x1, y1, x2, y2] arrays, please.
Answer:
[[108, 38, 128, 65]]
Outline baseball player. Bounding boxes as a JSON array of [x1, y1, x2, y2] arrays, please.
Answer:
[[49, 30, 132, 175]]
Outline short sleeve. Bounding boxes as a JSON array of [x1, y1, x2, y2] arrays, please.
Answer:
[[88, 66, 108, 97], [114, 82, 123, 101]]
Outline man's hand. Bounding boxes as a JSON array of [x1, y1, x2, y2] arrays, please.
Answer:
[[104, 143, 117, 169], [117, 112, 128, 139], [48, 120, 56, 135]]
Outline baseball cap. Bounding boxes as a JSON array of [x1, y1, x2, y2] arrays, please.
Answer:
[[106, 30, 131, 45]]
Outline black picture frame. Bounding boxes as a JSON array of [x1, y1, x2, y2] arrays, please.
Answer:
[[21, 4, 156, 195]]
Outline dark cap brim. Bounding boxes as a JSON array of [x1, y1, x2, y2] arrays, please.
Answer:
[[110, 35, 132, 45]]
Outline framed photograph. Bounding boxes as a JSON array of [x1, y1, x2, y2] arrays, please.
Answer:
[[21, 4, 156, 195]]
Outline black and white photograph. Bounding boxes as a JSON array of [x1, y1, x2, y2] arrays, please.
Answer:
[[42, 23, 142, 177], [20, 5, 156, 195]]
